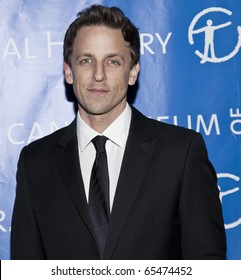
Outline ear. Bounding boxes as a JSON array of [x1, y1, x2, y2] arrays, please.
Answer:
[[64, 62, 73, 84], [128, 62, 140, 86]]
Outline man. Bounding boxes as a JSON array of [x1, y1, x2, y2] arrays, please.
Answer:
[[11, 5, 226, 259]]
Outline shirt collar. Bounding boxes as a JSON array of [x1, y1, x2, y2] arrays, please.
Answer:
[[76, 104, 132, 152]]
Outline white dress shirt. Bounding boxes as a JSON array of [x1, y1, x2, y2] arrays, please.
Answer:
[[76, 104, 132, 211]]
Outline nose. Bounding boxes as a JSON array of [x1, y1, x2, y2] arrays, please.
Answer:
[[92, 62, 106, 82]]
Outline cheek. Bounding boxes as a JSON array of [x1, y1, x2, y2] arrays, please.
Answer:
[[112, 77, 128, 92], [71, 74, 84, 96], [72, 71, 86, 88], [112, 70, 131, 86], [114, 80, 129, 98]]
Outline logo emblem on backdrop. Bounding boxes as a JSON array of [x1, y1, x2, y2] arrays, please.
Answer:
[[218, 173, 241, 229], [188, 7, 241, 63]]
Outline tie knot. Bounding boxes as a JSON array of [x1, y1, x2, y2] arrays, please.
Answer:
[[92, 135, 108, 153]]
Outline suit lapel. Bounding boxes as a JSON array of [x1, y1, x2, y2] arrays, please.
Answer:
[[54, 110, 158, 259], [104, 108, 158, 259], [56, 120, 95, 238]]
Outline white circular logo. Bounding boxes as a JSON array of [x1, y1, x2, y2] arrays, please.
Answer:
[[188, 7, 241, 63], [218, 173, 241, 229]]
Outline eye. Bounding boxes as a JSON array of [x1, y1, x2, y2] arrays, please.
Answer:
[[80, 58, 93, 65], [107, 59, 120, 66]]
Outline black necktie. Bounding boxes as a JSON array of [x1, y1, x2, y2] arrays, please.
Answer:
[[89, 135, 110, 258]]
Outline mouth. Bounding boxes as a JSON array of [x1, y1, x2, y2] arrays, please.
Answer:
[[87, 87, 109, 95]]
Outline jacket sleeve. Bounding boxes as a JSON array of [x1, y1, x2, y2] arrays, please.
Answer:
[[11, 147, 46, 259], [179, 133, 226, 259]]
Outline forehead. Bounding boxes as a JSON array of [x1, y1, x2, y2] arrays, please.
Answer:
[[72, 25, 130, 57]]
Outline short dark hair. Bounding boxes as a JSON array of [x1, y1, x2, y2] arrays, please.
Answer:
[[64, 5, 140, 68]]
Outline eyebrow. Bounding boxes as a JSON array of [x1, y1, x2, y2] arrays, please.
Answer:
[[75, 53, 125, 62], [107, 53, 125, 61]]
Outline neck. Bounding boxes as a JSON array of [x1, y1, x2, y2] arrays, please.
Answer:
[[79, 102, 127, 133]]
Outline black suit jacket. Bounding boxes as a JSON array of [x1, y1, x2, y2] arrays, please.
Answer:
[[11, 107, 226, 259]]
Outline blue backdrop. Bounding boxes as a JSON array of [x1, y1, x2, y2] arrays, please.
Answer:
[[0, 0, 240, 259]]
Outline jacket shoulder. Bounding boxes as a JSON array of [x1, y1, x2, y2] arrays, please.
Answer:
[[21, 119, 76, 156], [131, 106, 198, 140]]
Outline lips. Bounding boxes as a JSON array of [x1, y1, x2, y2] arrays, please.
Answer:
[[87, 87, 109, 95]]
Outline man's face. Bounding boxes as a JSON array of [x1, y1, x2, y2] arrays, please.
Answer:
[[64, 25, 140, 123]]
